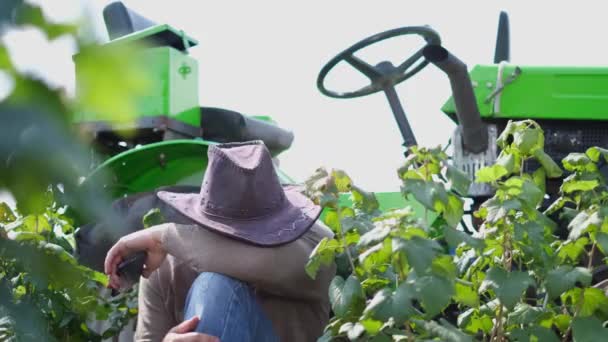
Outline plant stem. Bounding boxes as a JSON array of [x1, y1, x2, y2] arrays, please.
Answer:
[[337, 205, 356, 273], [587, 242, 596, 269]]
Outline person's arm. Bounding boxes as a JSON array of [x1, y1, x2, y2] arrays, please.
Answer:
[[160, 223, 336, 301], [105, 222, 335, 301]]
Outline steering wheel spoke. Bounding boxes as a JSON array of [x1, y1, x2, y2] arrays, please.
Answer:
[[344, 54, 382, 80], [397, 47, 425, 72]]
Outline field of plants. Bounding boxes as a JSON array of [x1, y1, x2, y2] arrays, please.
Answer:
[[305, 120, 608, 341]]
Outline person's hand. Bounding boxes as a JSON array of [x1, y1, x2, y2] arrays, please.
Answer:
[[104, 225, 168, 289], [163, 317, 219, 342]]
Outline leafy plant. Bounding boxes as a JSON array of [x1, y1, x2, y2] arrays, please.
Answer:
[[1, 1, 148, 340], [305, 119, 608, 341]]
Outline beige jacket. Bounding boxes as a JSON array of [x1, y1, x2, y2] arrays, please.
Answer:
[[135, 222, 335, 342]]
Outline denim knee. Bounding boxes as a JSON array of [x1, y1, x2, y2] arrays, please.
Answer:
[[183, 272, 278, 342]]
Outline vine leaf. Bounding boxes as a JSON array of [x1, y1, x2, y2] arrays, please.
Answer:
[[545, 266, 592, 299], [412, 274, 454, 317], [568, 210, 601, 240], [393, 236, 442, 275], [446, 165, 471, 196], [594, 232, 608, 255], [142, 208, 164, 228], [562, 287, 608, 317], [412, 318, 473, 342], [533, 149, 563, 178], [364, 283, 416, 322], [507, 303, 545, 325], [306, 238, 341, 279], [479, 267, 534, 310], [329, 275, 365, 319], [572, 316, 607, 342], [453, 282, 479, 307], [510, 326, 559, 342], [475, 164, 508, 183], [444, 226, 484, 250]]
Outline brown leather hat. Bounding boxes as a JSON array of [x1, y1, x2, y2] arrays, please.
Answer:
[[157, 140, 322, 246]]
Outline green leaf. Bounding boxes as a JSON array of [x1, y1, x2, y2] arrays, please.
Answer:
[[11, 215, 50, 233], [351, 185, 380, 214], [412, 318, 473, 342], [444, 227, 485, 250], [453, 282, 479, 307], [394, 236, 442, 275], [443, 193, 464, 228], [305, 238, 340, 279], [562, 287, 608, 317], [533, 149, 563, 178], [400, 179, 447, 213], [561, 179, 599, 194], [142, 208, 164, 228], [11, 231, 45, 243], [532, 167, 546, 194], [495, 152, 517, 175], [557, 237, 589, 263], [358, 226, 390, 248], [432, 255, 457, 280], [496, 120, 517, 148], [360, 239, 392, 272], [568, 210, 601, 240], [329, 275, 365, 319], [446, 165, 472, 196], [572, 316, 607, 342], [513, 127, 543, 155], [475, 164, 508, 183], [412, 274, 454, 317], [359, 318, 383, 336], [332, 169, 352, 192], [594, 232, 608, 255], [0, 202, 16, 223], [519, 178, 545, 208], [586, 146, 608, 163], [507, 303, 545, 325], [364, 283, 416, 322], [479, 197, 521, 224], [562, 153, 596, 172], [510, 326, 559, 342], [338, 322, 365, 340], [479, 267, 534, 309]]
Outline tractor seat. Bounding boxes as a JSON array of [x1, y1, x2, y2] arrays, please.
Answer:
[[103, 2, 156, 40], [103, 2, 197, 51], [201, 107, 294, 157]]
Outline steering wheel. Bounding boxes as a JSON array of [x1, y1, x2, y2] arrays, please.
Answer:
[[317, 26, 441, 99]]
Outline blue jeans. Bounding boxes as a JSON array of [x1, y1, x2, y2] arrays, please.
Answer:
[[183, 272, 279, 342]]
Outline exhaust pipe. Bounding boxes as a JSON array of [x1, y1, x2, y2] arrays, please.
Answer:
[[423, 45, 488, 153]]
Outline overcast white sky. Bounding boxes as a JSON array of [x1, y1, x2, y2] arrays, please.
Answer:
[[4, 0, 608, 192]]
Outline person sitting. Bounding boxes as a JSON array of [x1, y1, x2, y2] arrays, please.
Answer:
[[104, 141, 336, 341]]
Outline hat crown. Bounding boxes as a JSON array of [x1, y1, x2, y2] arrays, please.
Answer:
[[199, 141, 285, 219]]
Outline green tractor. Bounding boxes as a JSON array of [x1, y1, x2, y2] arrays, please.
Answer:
[[316, 11, 608, 217], [75, 4, 608, 270]]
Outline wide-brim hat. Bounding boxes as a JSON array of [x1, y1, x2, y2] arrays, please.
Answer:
[[157, 140, 322, 246]]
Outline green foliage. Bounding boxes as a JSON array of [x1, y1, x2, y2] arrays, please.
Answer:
[[305, 120, 608, 341], [0, 192, 138, 341], [1, 3, 146, 340]]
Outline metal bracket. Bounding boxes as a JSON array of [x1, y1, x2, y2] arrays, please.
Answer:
[[452, 124, 497, 197], [484, 62, 521, 113]]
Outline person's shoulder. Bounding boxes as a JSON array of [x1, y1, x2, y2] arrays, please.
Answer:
[[300, 221, 334, 244]]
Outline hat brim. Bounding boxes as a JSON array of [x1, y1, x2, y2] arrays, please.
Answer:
[[157, 185, 322, 247]]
